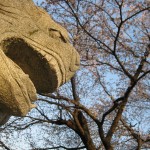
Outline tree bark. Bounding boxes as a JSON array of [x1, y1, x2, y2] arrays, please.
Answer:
[[74, 110, 96, 150]]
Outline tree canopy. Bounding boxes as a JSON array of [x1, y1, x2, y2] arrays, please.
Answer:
[[0, 0, 150, 150]]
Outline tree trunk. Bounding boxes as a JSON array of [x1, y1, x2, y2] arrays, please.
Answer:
[[75, 110, 97, 150]]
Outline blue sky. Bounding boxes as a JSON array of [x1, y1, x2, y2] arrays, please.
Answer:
[[33, 0, 44, 4]]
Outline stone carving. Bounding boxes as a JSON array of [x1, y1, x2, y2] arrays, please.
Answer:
[[0, 0, 80, 125]]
